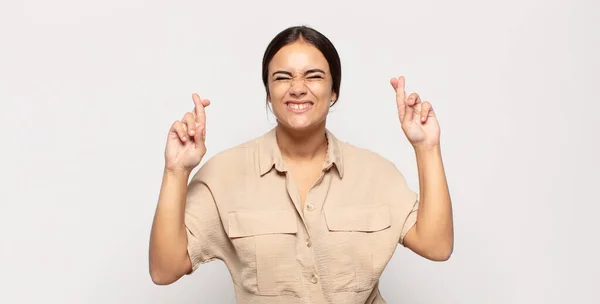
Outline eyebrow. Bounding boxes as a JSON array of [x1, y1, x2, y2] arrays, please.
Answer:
[[272, 69, 326, 77]]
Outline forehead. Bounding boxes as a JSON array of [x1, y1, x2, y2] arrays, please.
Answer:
[[269, 41, 330, 73]]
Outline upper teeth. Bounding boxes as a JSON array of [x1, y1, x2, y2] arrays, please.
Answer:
[[289, 103, 310, 109]]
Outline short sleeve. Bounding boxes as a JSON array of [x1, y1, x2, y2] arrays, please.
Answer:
[[184, 173, 229, 272], [383, 161, 419, 247], [399, 195, 419, 246]]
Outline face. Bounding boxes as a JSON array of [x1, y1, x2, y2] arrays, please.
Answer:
[[267, 41, 337, 131]]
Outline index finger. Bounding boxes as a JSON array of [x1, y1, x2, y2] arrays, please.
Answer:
[[192, 93, 206, 125]]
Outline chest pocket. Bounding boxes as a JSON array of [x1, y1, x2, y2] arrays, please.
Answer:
[[322, 204, 392, 293], [227, 209, 300, 296]]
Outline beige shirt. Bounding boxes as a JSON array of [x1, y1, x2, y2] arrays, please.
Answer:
[[184, 127, 419, 304]]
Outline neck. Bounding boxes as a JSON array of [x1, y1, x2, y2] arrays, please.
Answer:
[[276, 123, 328, 163]]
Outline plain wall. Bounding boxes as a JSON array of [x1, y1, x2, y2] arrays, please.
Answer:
[[1, 0, 599, 303]]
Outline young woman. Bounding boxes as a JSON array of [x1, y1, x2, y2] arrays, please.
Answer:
[[149, 25, 453, 304]]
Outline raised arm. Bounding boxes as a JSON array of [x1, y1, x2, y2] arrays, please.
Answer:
[[390, 76, 454, 261], [149, 93, 210, 284], [150, 170, 194, 284]]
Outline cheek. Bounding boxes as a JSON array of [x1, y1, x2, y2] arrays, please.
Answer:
[[306, 82, 332, 100], [269, 84, 288, 101]]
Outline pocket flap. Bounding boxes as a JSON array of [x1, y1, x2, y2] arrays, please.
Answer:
[[325, 204, 391, 232], [228, 209, 298, 238]]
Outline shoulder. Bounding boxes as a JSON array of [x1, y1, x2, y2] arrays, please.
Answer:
[[191, 134, 263, 183], [340, 140, 402, 174], [336, 137, 417, 200], [334, 136, 413, 191]]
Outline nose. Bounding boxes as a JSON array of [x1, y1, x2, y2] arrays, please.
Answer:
[[288, 77, 307, 97]]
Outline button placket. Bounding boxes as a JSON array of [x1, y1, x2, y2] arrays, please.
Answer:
[[310, 273, 319, 284]]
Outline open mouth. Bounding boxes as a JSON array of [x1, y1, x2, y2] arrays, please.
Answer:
[[285, 102, 313, 110]]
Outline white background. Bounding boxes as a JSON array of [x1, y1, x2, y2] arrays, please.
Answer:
[[1, 0, 599, 303]]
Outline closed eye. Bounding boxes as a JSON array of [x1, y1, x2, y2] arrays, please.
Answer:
[[273, 73, 323, 81]]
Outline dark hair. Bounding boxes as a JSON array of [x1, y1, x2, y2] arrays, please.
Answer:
[[261, 25, 342, 107]]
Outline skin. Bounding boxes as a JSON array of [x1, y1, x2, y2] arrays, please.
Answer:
[[266, 40, 337, 207], [149, 94, 209, 285], [390, 76, 454, 261], [148, 39, 453, 286]]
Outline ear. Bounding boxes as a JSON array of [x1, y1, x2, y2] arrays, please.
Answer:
[[331, 92, 337, 103]]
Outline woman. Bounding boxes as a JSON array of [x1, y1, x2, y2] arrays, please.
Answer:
[[149, 25, 453, 303]]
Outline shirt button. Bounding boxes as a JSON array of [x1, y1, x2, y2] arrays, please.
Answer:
[[310, 274, 319, 284], [306, 239, 312, 247], [306, 203, 315, 211]]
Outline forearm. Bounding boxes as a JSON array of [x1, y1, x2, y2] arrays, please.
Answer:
[[149, 168, 192, 281], [414, 144, 454, 255]]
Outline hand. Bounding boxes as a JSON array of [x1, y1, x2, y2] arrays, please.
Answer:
[[390, 76, 440, 149], [164, 93, 211, 173]]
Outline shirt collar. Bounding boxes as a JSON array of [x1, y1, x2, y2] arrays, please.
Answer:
[[258, 127, 344, 178]]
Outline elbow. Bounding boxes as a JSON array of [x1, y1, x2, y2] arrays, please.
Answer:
[[149, 263, 183, 286], [429, 248, 452, 261], [428, 242, 453, 262], [148, 248, 191, 285], [405, 229, 454, 262], [150, 268, 178, 285], [150, 267, 169, 285], [417, 237, 453, 262]]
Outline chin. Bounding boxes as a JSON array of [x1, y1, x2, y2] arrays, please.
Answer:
[[280, 117, 325, 132], [283, 120, 313, 130]]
